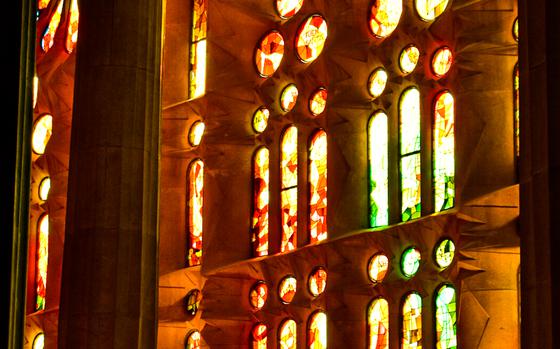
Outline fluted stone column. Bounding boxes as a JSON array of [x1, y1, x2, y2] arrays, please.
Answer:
[[58, 0, 162, 347]]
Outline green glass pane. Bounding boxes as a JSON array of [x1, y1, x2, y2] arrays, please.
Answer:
[[401, 247, 421, 277], [435, 285, 457, 349], [435, 239, 455, 269]]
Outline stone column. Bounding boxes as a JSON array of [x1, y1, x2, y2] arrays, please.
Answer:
[[58, 0, 162, 347]]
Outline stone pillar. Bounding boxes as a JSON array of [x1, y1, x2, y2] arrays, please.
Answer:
[[58, 0, 162, 347]]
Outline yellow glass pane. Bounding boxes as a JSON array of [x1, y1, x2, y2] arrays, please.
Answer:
[[66, 0, 80, 53], [253, 107, 270, 133], [307, 312, 327, 349], [281, 84, 299, 112], [368, 68, 388, 98], [279, 319, 297, 349], [309, 130, 327, 243], [32, 114, 53, 155], [369, 0, 403, 38], [39, 177, 51, 201], [186, 330, 201, 349], [308, 267, 327, 296], [250, 281, 268, 310], [33, 76, 39, 108], [189, 40, 207, 99], [513, 18, 519, 41], [368, 253, 389, 283], [399, 45, 420, 75], [309, 88, 327, 116], [432, 47, 453, 77], [188, 160, 204, 266], [188, 121, 205, 146], [402, 293, 422, 349], [252, 147, 270, 257], [368, 298, 389, 349], [296, 15, 328, 63], [38, 0, 50, 10], [36, 214, 49, 311], [279, 276, 297, 304], [32, 333, 45, 349], [41, 0, 63, 52], [415, 0, 449, 21], [276, 0, 304, 19]]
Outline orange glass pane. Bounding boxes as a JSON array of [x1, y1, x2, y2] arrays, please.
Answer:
[[309, 130, 327, 243], [296, 15, 328, 63], [368, 253, 389, 283], [309, 87, 327, 116], [369, 0, 403, 38], [41, 0, 63, 52], [308, 267, 327, 296], [188, 160, 204, 266], [186, 330, 201, 349], [252, 148, 270, 257], [368, 298, 389, 349], [252, 323, 268, 349], [281, 84, 299, 112], [279, 276, 297, 304], [250, 281, 268, 310], [399, 45, 420, 74], [256, 31, 285, 78], [32, 114, 53, 155], [279, 319, 297, 349], [307, 311, 327, 349], [415, 0, 449, 21], [276, 0, 304, 19], [432, 47, 453, 77], [36, 214, 49, 311], [281, 126, 298, 252], [65, 0, 79, 53], [38, 0, 51, 10]]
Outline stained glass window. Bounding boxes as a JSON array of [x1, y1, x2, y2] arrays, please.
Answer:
[[433, 91, 455, 212], [33, 76, 39, 109], [402, 293, 422, 348], [369, 0, 403, 38], [276, 0, 304, 19], [279, 319, 297, 349], [281, 84, 299, 112], [401, 246, 421, 278], [513, 18, 519, 41], [435, 285, 457, 349], [368, 68, 388, 98], [295, 15, 328, 64], [309, 88, 327, 116], [65, 0, 79, 53], [39, 177, 51, 201], [188, 160, 204, 266], [368, 111, 389, 227], [186, 330, 201, 349], [249, 281, 268, 310], [36, 214, 49, 311], [309, 130, 327, 243], [399, 88, 421, 221], [188, 121, 205, 146], [432, 47, 453, 77], [32, 332, 45, 349], [32, 114, 53, 155], [368, 298, 389, 349], [434, 239, 455, 269], [281, 126, 298, 252], [186, 289, 202, 315], [415, 0, 449, 21], [256, 31, 285, 78], [41, 0, 63, 52], [253, 107, 270, 133], [399, 45, 420, 75], [38, 0, 50, 10], [252, 323, 268, 349], [279, 275, 297, 304], [252, 147, 270, 257], [307, 311, 327, 349], [308, 267, 327, 296], [368, 253, 389, 283], [514, 64, 519, 158], [189, 0, 207, 99]]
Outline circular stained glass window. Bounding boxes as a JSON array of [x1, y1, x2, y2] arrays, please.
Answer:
[[253, 107, 270, 133], [255, 31, 285, 78], [32, 332, 45, 349], [401, 246, 421, 278], [513, 17, 518, 41], [434, 238, 455, 269], [276, 0, 304, 19], [415, 0, 449, 21], [32, 114, 53, 155], [185, 289, 202, 315], [309, 87, 327, 116], [308, 267, 327, 296], [39, 177, 51, 201], [368, 253, 389, 283], [280, 84, 299, 112], [295, 15, 328, 63], [249, 281, 268, 310], [368, 68, 388, 98], [185, 330, 201, 349], [278, 275, 297, 304], [399, 45, 420, 75], [431, 46, 453, 77], [369, 0, 403, 38], [188, 121, 205, 146]]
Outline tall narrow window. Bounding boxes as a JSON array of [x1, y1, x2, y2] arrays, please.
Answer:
[[309, 130, 327, 243], [189, 0, 207, 99], [65, 0, 79, 53], [368, 111, 389, 227], [188, 159, 204, 266], [252, 323, 268, 349], [399, 87, 421, 222], [514, 64, 520, 159], [36, 214, 49, 311], [368, 297, 389, 349], [435, 284, 457, 349], [252, 147, 270, 257], [433, 91, 455, 212], [279, 319, 297, 349], [281, 126, 298, 252], [402, 292, 422, 349], [307, 311, 327, 349], [41, 0, 63, 52]]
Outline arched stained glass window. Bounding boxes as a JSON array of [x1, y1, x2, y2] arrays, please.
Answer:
[[295, 15, 328, 63], [32, 114, 53, 155], [399, 87, 421, 221], [435, 285, 457, 349], [186, 330, 201, 349], [514, 64, 519, 158], [368, 111, 389, 227], [252, 147, 270, 257], [41, 0, 63, 52], [433, 91, 455, 212], [65, 0, 79, 53], [36, 214, 49, 311], [279, 319, 297, 349], [189, 0, 207, 99], [369, 0, 403, 38], [368, 297, 389, 349], [309, 130, 327, 243], [402, 292, 422, 349], [252, 323, 268, 349], [256, 31, 285, 78], [307, 311, 327, 349], [188, 159, 204, 266], [281, 126, 298, 252], [32, 332, 45, 349]]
